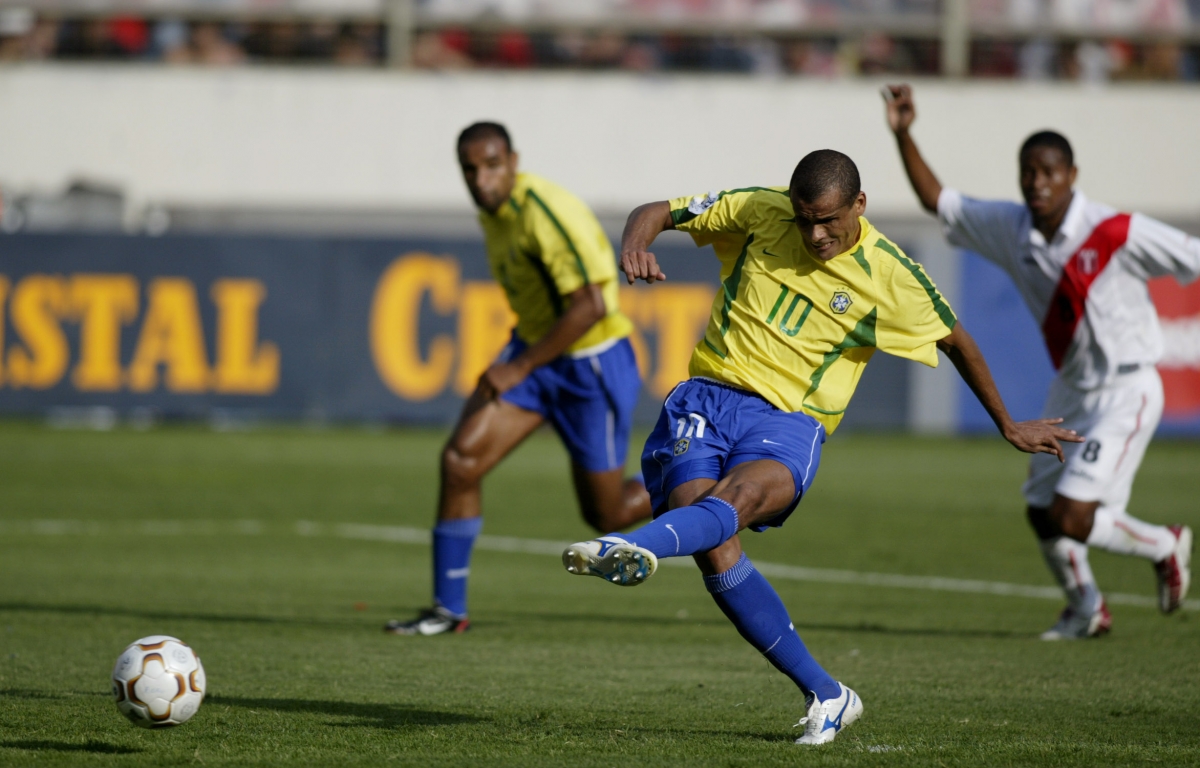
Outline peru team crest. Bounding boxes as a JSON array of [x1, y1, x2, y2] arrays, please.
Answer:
[[830, 291, 852, 314]]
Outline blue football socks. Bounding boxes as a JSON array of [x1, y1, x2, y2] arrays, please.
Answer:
[[704, 553, 840, 701], [614, 496, 740, 558], [432, 517, 483, 618]]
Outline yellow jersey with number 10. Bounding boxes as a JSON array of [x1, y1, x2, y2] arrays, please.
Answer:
[[478, 172, 633, 353], [669, 186, 957, 434]]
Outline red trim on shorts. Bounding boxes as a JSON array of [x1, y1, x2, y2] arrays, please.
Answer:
[[1041, 214, 1132, 369], [1114, 393, 1148, 473]]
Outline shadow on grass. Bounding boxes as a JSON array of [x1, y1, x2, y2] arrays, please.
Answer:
[[0, 689, 64, 700], [0, 602, 357, 628], [0, 740, 141, 755], [492, 611, 1027, 639], [0, 689, 109, 699], [209, 695, 483, 730]]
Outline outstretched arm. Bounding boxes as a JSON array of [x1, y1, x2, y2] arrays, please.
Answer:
[[619, 201, 674, 284], [884, 84, 943, 215], [937, 322, 1084, 461]]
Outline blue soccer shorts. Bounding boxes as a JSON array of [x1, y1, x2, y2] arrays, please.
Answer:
[[499, 333, 641, 473], [640, 377, 825, 529]]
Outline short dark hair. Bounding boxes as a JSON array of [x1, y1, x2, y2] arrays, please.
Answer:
[[457, 121, 513, 153], [789, 149, 861, 207], [1020, 130, 1073, 167]]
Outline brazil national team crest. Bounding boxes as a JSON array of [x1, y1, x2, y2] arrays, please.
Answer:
[[830, 291, 852, 314], [674, 438, 690, 456]]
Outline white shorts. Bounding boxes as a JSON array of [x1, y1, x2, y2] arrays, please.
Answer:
[[1022, 367, 1163, 512]]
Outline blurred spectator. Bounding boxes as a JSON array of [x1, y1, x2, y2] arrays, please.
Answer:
[[0, 8, 35, 60], [334, 23, 381, 66], [494, 30, 535, 67], [56, 20, 123, 59], [243, 21, 301, 60], [152, 20, 189, 62], [783, 39, 844, 76], [155, 21, 247, 65], [971, 39, 1019, 75], [859, 32, 916, 74], [297, 21, 339, 61], [190, 23, 247, 65], [621, 37, 664, 70], [1116, 40, 1185, 79], [580, 31, 626, 67], [746, 36, 783, 75], [412, 29, 473, 68], [1018, 38, 1057, 79], [703, 36, 756, 72], [1070, 39, 1116, 82], [109, 17, 149, 57]]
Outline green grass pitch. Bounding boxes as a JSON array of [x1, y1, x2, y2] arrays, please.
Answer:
[[0, 421, 1197, 766]]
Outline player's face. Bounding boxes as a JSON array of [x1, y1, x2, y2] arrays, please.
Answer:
[[790, 190, 867, 261], [1020, 147, 1076, 223], [459, 137, 518, 214]]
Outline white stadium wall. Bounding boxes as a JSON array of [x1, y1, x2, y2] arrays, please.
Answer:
[[1, 68, 1199, 219]]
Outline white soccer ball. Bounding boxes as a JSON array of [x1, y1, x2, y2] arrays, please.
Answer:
[[111, 635, 206, 728]]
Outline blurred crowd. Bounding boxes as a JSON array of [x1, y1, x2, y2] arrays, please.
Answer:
[[0, 11, 384, 65], [0, 1, 1198, 80]]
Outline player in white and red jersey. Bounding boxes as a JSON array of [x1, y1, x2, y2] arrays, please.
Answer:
[[884, 84, 1196, 639]]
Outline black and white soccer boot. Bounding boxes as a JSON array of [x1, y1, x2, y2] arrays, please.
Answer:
[[384, 606, 470, 636]]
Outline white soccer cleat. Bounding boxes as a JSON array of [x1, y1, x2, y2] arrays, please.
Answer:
[[562, 536, 657, 587], [1039, 599, 1112, 640], [1155, 524, 1192, 614], [794, 683, 863, 745]]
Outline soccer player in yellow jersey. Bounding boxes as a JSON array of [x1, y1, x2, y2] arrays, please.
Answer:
[[562, 150, 1082, 744], [386, 122, 651, 636]]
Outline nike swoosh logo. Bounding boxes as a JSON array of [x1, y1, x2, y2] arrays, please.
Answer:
[[762, 439, 782, 445], [762, 248, 783, 258]]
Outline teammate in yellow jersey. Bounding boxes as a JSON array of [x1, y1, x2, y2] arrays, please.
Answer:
[[386, 122, 651, 636], [561, 150, 1082, 744]]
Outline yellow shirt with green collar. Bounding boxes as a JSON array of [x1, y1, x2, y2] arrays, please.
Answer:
[[669, 186, 957, 434], [478, 172, 632, 353]]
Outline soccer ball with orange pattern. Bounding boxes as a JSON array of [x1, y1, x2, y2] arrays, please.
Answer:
[[111, 635, 206, 728]]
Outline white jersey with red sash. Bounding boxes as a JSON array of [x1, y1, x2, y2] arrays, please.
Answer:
[[937, 188, 1200, 390]]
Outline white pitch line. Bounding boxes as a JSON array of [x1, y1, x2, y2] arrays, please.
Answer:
[[3, 519, 1194, 611]]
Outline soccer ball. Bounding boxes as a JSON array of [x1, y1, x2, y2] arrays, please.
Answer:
[[111, 635, 206, 728]]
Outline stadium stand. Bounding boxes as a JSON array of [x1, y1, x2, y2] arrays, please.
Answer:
[[0, 0, 1198, 78]]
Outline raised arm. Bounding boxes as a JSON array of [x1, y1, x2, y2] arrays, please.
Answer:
[[937, 322, 1084, 461], [619, 201, 674, 284], [884, 84, 943, 215]]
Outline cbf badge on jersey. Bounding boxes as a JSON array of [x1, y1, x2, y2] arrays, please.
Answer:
[[830, 290, 853, 314], [674, 438, 690, 456]]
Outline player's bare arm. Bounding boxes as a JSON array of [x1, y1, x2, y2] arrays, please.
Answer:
[[619, 201, 673, 284], [479, 283, 608, 398], [883, 84, 942, 214], [937, 322, 1083, 461]]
